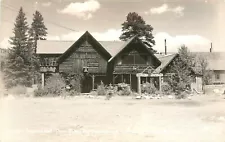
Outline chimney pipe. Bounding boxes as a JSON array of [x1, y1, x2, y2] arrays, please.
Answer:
[[165, 39, 167, 55], [210, 42, 212, 52]]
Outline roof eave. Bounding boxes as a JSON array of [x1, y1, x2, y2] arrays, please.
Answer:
[[158, 53, 179, 73], [57, 31, 112, 64], [108, 36, 137, 63]]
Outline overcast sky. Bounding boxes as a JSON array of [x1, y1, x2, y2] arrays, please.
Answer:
[[0, 0, 225, 52]]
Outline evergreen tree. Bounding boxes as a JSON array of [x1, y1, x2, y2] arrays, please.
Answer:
[[167, 45, 194, 97], [28, 10, 48, 84], [120, 12, 156, 53], [29, 10, 48, 53], [4, 7, 32, 88]]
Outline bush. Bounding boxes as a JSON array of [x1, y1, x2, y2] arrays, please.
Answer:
[[97, 81, 107, 96], [8, 85, 27, 95], [167, 75, 191, 99], [60, 89, 80, 98], [62, 73, 83, 93], [142, 82, 157, 94], [44, 74, 66, 96], [33, 74, 82, 97], [33, 87, 48, 97], [34, 74, 66, 97], [161, 82, 172, 95], [175, 91, 188, 99], [89, 90, 98, 96], [68, 89, 80, 96], [118, 83, 132, 96], [67, 74, 83, 93]]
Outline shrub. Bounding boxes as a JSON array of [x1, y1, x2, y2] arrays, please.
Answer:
[[33, 87, 48, 97], [167, 75, 191, 99], [8, 85, 27, 95], [161, 82, 172, 95], [97, 81, 107, 96], [67, 74, 83, 93], [142, 82, 157, 94], [33, 74, 82, 97], [44, 74, 66, 96], [60, 89, 80, 98], [62, 73, 83, 93], [118, 83, 132, 96], [68, 89, 80, 96], [105, 84, 116, 100], [175, 91, 188, 99], [89, 90, 98, 96]]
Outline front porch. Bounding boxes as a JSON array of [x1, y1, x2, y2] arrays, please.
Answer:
[[39, 65, 164, 94], [40, 72, 163, 94]]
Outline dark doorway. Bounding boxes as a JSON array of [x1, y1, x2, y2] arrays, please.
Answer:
[[131, 74, 137, 92], [81, 74, 93, 93]]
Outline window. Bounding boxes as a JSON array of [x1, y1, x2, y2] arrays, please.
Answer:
[[135, 54, 147, 64], [216, 73, 220, 80], [45, 58, 49, 66], [121, 54, 147, 65], [52, 61, 57, 66], [121, 55, 134, 64]]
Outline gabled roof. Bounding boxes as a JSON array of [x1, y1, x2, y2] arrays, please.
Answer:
[[207, 60, 225, 70], [193, 52, 225, 70], [153, 54, 178, 74], [108, 36, 161, 66], [108, 36, 137, 62], [37, 40, 125, 56], [36, 34, 161, 66], [57, 31, 112, 63], [99, 41, 125, 57]]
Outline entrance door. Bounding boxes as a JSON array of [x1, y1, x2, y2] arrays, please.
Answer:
[[81, 74, 93, 93], [131, 75, 137, 92]]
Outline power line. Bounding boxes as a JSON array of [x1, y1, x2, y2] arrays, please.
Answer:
[[1, 3, 79, 32], [1, 19, 14, 24]]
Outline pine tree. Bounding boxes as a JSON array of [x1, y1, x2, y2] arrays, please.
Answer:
[[167, 45, 194, 97], [120, 12, 156, 53], [4, 7, 32, 88], [29, 10, 48, 53], [28, 10, 48, 84]]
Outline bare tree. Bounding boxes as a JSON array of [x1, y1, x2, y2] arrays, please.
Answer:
[[195, 55, 212, 93]]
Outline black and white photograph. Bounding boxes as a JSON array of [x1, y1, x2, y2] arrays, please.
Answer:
[[0, 0, 225, 141]]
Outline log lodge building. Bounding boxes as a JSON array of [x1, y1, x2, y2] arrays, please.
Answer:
[[37, 31, 202, 94]]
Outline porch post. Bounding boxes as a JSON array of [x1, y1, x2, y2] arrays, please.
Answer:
[[41, 73, 45, 89], [159, 76, 162, 92], [137, 75, 141, 95], [129, 74, 132, 86], [112, 75, 115, 85], [92, 75, 95, 90]]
